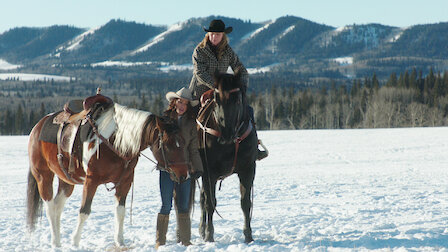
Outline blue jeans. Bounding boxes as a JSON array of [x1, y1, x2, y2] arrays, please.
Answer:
[[159, 170, 191, 214]]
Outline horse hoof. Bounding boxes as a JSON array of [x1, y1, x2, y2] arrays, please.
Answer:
[[244, 236, 254, 243], [205, 234, 214, 242]]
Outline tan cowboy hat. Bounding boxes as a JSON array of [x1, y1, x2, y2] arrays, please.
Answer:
[[166, 87, 199, 106]]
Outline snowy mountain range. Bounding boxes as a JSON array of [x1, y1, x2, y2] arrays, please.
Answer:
[[1, 15, 448, 78]]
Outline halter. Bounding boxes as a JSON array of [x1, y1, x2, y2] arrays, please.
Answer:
[[155, 132, 187, 180]]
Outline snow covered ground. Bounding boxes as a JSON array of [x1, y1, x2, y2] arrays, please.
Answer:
[[1, 127, 448, 251]]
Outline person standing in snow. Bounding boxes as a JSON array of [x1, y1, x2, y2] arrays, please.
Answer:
[[189, 19, 268, 160], [155, 87, 203, 249]]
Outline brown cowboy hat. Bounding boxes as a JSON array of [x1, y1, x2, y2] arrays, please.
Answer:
[[203, 19, 233, 34], [165, 87, 199, 106]]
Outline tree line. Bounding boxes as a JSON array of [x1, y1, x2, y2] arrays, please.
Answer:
[[0, 68, 447, 135], [251, 68, 448, 130]]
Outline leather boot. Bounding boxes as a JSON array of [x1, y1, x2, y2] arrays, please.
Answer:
[[257, 139, 269, 160], [177, 213, 192, 246], [155, 213, 169, 249], [257, 149, 268, 160]]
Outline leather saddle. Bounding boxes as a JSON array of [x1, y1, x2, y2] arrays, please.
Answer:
[[53, 93, 113, 174]]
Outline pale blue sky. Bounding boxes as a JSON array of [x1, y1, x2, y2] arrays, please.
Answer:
[[2, 0, 447, 33]]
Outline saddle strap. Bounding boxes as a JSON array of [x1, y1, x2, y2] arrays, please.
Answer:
[[56, 123, 81, 184], [56, 123, 65, 170]]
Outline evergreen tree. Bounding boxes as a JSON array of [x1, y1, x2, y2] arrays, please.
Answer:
[[372, 73, 380, 90], [39, 103, 46, 118], [5, 109, 13, 135], [386, 72, 397, 87], [404, 70, 410, 88], [15, 105, 24, 134], [140, 93, 148, 110], [409, 68, 417, 90], [398, 72, 404, 88]]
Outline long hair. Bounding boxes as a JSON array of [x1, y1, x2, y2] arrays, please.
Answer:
[[198, 32, 229, 60], [163, 99, 196, 120]]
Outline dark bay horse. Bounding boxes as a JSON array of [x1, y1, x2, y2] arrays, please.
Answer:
[[196, 72, 258, 243], [27, 100, 189, 247]]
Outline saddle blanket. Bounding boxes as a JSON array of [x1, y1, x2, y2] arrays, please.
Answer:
[[38, 111, 94, 144]]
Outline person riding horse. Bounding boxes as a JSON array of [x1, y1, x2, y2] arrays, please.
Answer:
[[189, 19, 268, 160]]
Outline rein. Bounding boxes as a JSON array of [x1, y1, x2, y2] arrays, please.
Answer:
[[196, 100, 221, 138]]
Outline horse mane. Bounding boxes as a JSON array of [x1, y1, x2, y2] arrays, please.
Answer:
[[102, 103, 152, 157]]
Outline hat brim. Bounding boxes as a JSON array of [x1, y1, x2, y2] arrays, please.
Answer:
[[203, 27, 232, 34], [166, 92, 199, 107]]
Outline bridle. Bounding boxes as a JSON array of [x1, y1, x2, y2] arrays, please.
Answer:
[[149, 130, 190, 181], [196, 87, 242, 139]]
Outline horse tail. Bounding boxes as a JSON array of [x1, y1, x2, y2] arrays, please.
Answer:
[[26, 169, 42, 232]]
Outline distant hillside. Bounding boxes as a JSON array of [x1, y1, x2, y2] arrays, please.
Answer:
[[1, 16, 448, 79], [54, 19, 165, 63], [0, 26, 84, 62]]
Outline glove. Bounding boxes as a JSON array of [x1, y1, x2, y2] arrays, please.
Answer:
[[191, 171, 203, 180]]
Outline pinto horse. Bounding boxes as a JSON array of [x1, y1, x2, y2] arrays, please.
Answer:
[[196, 72, 258, 243], [26, 100, 189, 248]]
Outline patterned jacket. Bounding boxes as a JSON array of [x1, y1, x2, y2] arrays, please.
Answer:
[[189, 42, 249, 99]]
